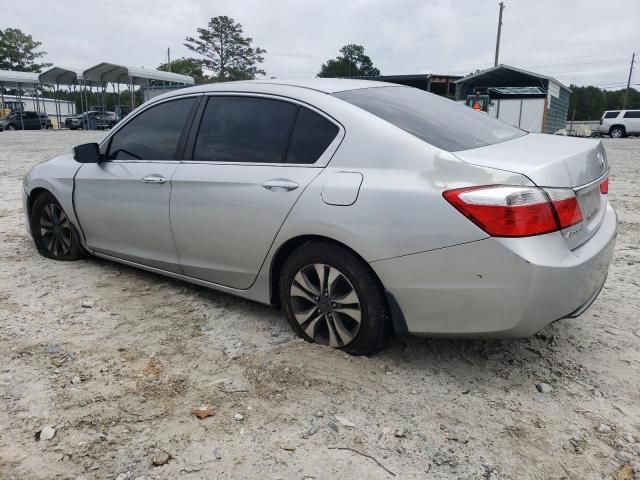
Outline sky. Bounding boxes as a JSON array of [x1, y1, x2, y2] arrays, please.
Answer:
[[3, 0, 639, 89]]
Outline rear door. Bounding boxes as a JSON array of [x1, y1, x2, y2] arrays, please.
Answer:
[[170, 95, 342, 289], [74, 96, 198, 272]]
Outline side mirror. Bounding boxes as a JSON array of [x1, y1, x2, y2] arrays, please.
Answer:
[[73, 143, 103, 163]]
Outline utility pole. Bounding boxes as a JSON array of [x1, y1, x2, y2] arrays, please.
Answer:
[[167, 47, 171, 72], [623, 52, 635, 109], [494, 2, 505, 67]]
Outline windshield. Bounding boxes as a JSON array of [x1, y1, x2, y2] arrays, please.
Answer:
[[333, 86, 525, 152]]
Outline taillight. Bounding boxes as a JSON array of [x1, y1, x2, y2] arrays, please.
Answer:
[[544, 188, 583, 229], [443, 185, 583, 238], [599, 118, 603, 125], [600, 177, 608, 194]]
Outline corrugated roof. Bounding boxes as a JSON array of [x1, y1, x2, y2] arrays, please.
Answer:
[[455, 64, 570, 91], [83, 62, 194, 85], [0, 69, 40, 86], [38, 66, 84, 85], [489, 86, 546, 95]]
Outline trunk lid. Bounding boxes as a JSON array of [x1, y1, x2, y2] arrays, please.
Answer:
[[453, 133, 607, 188], [453, 133, 609, 249]]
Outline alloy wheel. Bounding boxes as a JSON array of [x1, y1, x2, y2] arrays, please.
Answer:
[[40, 203, 72, 257], [289, 263, 362, 347], [611, 128, 623, 138]]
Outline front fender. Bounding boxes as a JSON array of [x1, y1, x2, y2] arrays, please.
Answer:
[[24, 154, 83, 238]]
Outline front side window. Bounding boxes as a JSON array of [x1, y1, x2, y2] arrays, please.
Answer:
[[194, 96, 297, 163], [107, 97, 195, 160], [334, 86, 525, 152], [604, 111, 620, 118], [623, 111, 640, 118]]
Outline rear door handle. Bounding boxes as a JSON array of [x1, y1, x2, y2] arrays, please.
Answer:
[[142, 174, 167, 184], [261, 179, 299, 191]]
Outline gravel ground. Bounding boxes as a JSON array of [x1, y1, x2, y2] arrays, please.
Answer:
[[0, 130, 639, 480]]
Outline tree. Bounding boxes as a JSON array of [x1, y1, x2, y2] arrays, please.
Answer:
[[158, 57, 207, 83], [0, 28, 50, 72], [318, 44, 380, 78], [184, 16, 266, 82], [568, 84, 640, 120]]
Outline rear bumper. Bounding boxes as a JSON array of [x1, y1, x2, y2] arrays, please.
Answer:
[[371, 204, 617, 337]]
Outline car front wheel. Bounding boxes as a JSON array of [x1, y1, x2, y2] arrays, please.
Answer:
[[30, 192, 85, 260], [279, 241, 390, 355]]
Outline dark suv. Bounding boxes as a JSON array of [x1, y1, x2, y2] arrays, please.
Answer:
[[2, 111, 52, 130]]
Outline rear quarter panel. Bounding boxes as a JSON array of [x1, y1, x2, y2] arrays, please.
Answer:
[[273, 108, 533, 263]]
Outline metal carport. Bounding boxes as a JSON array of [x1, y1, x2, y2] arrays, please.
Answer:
[[82, 63, 194, 111], [38, 66, 86, 129]]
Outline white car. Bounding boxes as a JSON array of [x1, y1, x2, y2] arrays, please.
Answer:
[[598, 109, 640, 138]]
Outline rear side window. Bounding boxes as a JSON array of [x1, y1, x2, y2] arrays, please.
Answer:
[[107, 97, 195, 160], [334, 86, 525, 151], [604, 111, 620, 118], [286, 108, 339, 164], [623, 111, 640, 118], [194, 96, 297, 163]]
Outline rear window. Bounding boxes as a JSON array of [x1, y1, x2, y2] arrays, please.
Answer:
[[604, 111, 620, 118], [623, 111, 640, 118], [333, 86, 525, 151]]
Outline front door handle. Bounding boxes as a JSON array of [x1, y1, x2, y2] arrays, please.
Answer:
[[262, 179, 299, 191], [142, 174, 167, 184]]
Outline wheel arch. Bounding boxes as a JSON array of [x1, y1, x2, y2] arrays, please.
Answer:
[[268, 234, 408, 336], [26, 187, 53, 219], [609, 124, 626, 135], [270, 235, 367, 303]]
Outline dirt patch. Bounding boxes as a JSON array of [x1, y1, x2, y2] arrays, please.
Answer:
[[1, 131, 639, 479]]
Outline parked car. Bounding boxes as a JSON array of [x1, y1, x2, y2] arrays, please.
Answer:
[[22, 79, 616, 355], [598, 109, 640, 138], [2, 111, 51, 130], [65, 111, 99, 130]]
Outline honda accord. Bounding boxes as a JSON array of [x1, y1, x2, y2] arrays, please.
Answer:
[[22, 79, 616, 355]]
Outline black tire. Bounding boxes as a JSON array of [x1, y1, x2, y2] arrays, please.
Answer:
[[610, 126, 626, 138], [279, 241, 390, 356], [30, 192, 85, 261]]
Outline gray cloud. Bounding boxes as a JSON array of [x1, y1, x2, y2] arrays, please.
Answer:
[[3, 0, 639, 87]]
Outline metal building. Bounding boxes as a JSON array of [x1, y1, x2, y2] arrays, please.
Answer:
[[455, 64, 571, 134]]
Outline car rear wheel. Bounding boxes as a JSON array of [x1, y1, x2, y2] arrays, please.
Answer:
[[30, 192, 85, 261], [279, 241, 390, 355], [610, 126, 625, 138]]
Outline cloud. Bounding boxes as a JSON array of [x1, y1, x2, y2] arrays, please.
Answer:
[[3, 0, 638, 87]]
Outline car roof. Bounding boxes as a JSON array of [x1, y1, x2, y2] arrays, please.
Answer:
[[168, 78, 394, 95]]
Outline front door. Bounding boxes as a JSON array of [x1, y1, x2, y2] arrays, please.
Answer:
[[171, 95, 341, 289], [74, 96, 198, 272]]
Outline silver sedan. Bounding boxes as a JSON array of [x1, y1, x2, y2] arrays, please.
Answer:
[[22, 79, 616, 355]]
